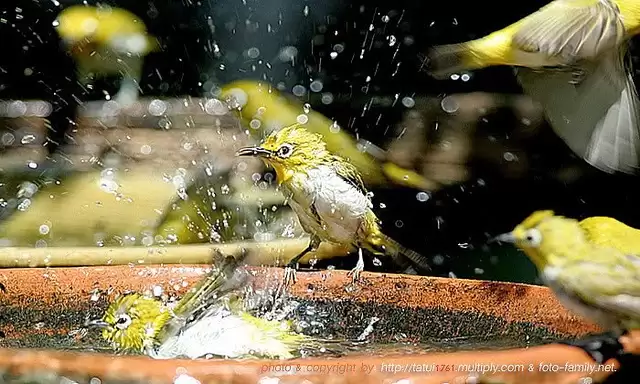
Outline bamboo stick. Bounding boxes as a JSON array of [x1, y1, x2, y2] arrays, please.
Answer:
[[0, 238, 352, 268]]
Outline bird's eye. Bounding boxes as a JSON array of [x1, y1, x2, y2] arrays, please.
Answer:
[[276, 144, 293, 158], [114, 314, 132, 330], [523, 229, 542, 247]]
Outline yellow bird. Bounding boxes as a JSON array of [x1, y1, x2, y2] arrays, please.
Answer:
[[495, 210, 640, 362], [236, 124, 431, 285], [425, 0, 640, 174], [580, 215, 640, 254], [220, 80, 434, 190], [87, 252, 319, 359], [55, 5, 159, 107]]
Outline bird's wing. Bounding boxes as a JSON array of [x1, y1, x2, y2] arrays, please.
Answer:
[[330, 157, 368, 196], [516, 47, 640, 174], [556, 253, 640, 319], [513, 0, 625, 62], [157, 251, 250, 343]]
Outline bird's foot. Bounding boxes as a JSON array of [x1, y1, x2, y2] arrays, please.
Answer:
[[559, 331, 626, 364], [347, 255, 365, 284], [282, 264, 298, 287]]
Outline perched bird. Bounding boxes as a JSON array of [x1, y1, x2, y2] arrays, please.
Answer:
[[580, 215, 640, 254], [86, 253, 316, 359], [235, 124, 431, 285], [494, 210, 640, 361], [425, 0, 640, 174], [54, 5, 159, 107]]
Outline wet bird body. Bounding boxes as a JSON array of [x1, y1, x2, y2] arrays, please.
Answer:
[[426, 0, 640, 174], [55, 5, 158, 107], [236, 124, 431, 284], [497, 210, 640, 332], [88, 254, 312, 359]]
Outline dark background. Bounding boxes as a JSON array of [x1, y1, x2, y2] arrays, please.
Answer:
[[2, 0, 640, 283]]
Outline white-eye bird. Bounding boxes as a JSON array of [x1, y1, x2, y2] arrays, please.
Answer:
[[425, 0, 640, 174], [235, 124, 431, 285], [86, 252, 319, 359], [495, 210, 640, 334], [54, 5, 159, 107]]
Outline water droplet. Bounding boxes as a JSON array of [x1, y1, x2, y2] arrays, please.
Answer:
[[303, 103, 311, 113], [249, 119, 262, 129], [381, 15, 390, 23], [401, 97, 415, 108], [416, 192, 429, 202], [246, 47, 260, 59], [329, 121, 340, 133], [503, 152, 517, 162], [39, 224, 50, 235], [296, 114, 309, 124], [321, 93, 334, 104], [441, 96, 459, 113], [148, 99, 167, 116], [388, 35, 397, 46], [310, 80, 323, 92], [292, 85, 306, 97]]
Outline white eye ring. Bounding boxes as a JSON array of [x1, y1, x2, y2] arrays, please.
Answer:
[[276, 143, 293, 158], [115, 314, 132, 330], [523, 229, 542, 247]]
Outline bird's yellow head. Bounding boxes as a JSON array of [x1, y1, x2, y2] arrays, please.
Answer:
[[86, 293, 171, 353], [236, 124, 331, 182], [494, 210, 588, 270], [55, 5, 158, 56]]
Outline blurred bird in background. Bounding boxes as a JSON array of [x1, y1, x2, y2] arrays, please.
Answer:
[[425, 0, 640, 175], [54, 5, 159, 108]]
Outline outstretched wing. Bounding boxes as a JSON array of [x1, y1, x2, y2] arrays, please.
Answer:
[[514, 0, 625, 63], [158, 251, 249, 343]]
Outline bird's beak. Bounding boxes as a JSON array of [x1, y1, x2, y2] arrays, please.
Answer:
[[490, 232, 517, 244], [84, 319, 110, 329], [235, 146, 272, 158]]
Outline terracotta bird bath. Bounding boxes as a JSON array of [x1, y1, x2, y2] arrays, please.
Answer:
[[0, 263, 636, 384]]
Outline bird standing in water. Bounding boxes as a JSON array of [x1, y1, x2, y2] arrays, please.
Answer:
[[236, 124, 431, 285], [425, 0, 640, 174]]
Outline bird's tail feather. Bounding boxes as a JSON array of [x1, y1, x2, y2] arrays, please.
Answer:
[[366, 232, 431, 273], [423, 43, 474, 79]]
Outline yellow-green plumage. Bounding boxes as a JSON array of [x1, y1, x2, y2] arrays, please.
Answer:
[[426, 0, 640, 175], [91, 254, 314, 359], [55, 5, 159, 106], [580, 216, 640, 254], [498, 210, 640, 331], [236, 124, 431, 284]]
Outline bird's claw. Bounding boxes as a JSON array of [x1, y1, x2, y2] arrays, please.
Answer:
[[283, 265, 298, 286], [347, 260, 365, 284]]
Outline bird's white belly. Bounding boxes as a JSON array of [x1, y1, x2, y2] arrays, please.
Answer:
[[284, 166, 371, 244], [151, 312, 289, 359], [541, 267, 619, 330]]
